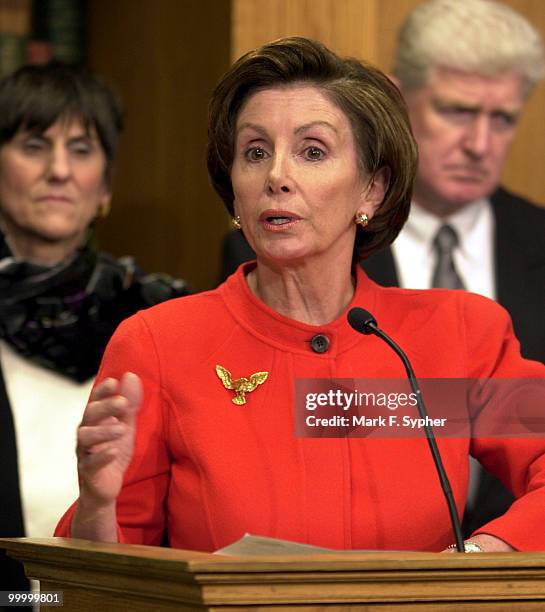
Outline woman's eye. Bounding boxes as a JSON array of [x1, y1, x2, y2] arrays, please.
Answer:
[[245, 147, 268, 162], [304, 146, 325, 161], [69, 140, 93, 156], [22, 139, 45, 153], [71, 144, 91, 156]]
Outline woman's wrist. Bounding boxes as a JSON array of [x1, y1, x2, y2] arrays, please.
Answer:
[[71, 496, 118, 542], [446, 534, 515, 553], [446, 539, 483, 552]]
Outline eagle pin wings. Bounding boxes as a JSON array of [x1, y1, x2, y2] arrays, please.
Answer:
[[215, 364, 269, 405]]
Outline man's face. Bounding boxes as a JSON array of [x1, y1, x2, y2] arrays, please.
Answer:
[[403, 67, 525, 216]]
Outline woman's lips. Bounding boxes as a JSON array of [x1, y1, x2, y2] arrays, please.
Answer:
[[36, 195, 73, 203], [259, 210, 302, 231]]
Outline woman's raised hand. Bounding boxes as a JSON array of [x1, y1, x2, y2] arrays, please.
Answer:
[[72, 372, 142, 541]]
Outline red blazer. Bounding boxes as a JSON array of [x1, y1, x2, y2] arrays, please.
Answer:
[[56, 263, 545, 551]]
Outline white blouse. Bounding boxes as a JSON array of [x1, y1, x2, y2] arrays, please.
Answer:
[[1, 340, 93, 537]]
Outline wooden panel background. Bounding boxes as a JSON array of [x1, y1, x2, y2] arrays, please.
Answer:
[[86, 0, 545, 291], [87, 0, 231, 291], [232, 0, 379, 61]]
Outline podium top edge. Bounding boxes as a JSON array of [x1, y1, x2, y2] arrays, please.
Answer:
[[2, 537, 545, 574]]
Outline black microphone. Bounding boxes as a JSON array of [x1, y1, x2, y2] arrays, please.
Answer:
[[347, 307, 465, 553]]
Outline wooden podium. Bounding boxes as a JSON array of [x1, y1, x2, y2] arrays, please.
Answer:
[[2, 537, 545, 610]]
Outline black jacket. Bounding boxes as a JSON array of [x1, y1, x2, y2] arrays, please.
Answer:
[[362, 188, 545, 365]]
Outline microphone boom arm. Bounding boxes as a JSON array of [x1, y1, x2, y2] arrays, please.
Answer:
[[370, 322, 464, 552], [348, 308, 465, 553]]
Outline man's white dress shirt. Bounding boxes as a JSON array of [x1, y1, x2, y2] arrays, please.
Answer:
[[392, 198, 496, 299]]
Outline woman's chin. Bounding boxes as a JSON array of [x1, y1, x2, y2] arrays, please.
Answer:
[[28, 221, 86, 247], [253, 235, 345, 268], [256, 247, 315, 268]]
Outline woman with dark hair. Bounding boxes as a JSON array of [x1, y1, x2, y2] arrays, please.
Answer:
[[56, 38, 545, 553], [0, 62, 190, 591]]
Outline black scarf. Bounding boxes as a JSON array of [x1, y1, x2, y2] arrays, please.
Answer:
[[0, 234, 189, 382]]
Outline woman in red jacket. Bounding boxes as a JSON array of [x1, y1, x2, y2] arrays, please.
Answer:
[[57, 37, 545, 553]]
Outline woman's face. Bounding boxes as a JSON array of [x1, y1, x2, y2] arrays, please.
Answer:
[[0, 117, 110, 256], [231, 85, 385, 267]]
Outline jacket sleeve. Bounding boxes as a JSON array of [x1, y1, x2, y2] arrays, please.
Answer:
[[461, 292, 545, 550], [55, 312, 171, 545]]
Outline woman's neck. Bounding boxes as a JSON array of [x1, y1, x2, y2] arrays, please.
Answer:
[[247, 255, 356, 326], [4, 233, 82, 266]]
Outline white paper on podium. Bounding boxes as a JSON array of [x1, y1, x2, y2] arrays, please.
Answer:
[[215, 533, 406, 556]]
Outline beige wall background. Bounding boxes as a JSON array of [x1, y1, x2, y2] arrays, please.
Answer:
[[88, 0, 545, 291]]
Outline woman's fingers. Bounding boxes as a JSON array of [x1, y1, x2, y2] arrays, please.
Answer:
[[89, 377, 119, 401], [78, 446, 116, 470], [80, 395, 130, 427], [77, 422, 124, 448], [75, 372, 143, 504], [81, 373, 142, 427], [119, 372, 143, 410]]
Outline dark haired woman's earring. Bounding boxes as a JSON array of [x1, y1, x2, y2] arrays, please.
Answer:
[[354, 212, 369, 227], [98, 200, 111, 218], [232, 215, 242, 230]]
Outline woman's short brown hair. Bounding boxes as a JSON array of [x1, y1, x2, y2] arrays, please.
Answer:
[[207, 36, 417, 260]]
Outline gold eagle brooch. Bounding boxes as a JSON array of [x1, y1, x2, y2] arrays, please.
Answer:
[[215, 364, 269, 405]]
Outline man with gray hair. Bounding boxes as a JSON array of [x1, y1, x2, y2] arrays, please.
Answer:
[[363, 0, 545, 536]]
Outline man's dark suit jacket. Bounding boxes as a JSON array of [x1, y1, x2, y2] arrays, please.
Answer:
[[218, 187, 545, 536], [362, 188, 545, 367]]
